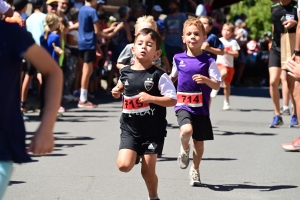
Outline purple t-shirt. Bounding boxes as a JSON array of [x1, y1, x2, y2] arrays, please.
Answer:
[[172, 51, 221, 116]]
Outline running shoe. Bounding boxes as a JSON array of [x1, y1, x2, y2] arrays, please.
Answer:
[[189, 168, 201, 186], [78, 101, 98, 108], [290, 114, 299, 128], [58, 106, 65, 113], [22, 113, 29, 121], [270, 115, 284, 128], [177, 145, 190, 169], [210, 89, 219, 98], [281, 137, 300, 151], [223, 100, 230, 110], [280, 107, 291, 115]]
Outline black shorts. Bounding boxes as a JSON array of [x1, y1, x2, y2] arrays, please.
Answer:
[[268, 47, 281, 68], [79, 49, 96, 63], [22, 60, 37, 76], [176, 109, 213, 141], [119, 131, 165, 156]]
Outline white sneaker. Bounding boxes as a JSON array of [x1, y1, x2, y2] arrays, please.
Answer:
[[210, 89, 219, 98], [223, 100, 230, 110], [189, 168, 201, 186], [177, 145, 190, 169]]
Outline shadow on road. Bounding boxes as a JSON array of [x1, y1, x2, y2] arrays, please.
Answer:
[[30, 153, 68, 157], [9, 181, 26, 186], [200, 183, 297, 192], [214, 131, 276, 136], [229, 109, 274, 112], [157, 157, 237, 162]]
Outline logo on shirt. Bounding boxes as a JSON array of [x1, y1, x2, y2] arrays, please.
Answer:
[[148, 143, 155, 150], [144, 78, 154, 91], [179, 60, 186, 67], [125, 80, 129, 85]]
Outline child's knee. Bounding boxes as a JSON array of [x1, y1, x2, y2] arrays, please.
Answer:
[[180, 125, 193, 139], [117, 160, 134, 173]]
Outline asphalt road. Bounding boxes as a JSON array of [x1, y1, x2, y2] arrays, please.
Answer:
[[4, 89, 300, 200]]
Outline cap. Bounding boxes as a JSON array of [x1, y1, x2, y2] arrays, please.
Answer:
[[264, 31, 271, 37], [235, 19, 243, 27], [46, 0, 58, 4], [97, 0, 105, 4], [153, 5, 163, 12]]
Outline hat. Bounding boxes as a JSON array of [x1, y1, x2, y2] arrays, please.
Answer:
[[97, 0, 105, 4], [264, 31, 271, 37], [46, 0, 58, 5], [153, 5, 163, 12], [235, 19, 243, 27]]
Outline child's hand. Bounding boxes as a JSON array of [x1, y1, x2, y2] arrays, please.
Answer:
[[111, 87, 121, 99], [52, 43, 63, 55], [201, 42, 210, 50], [192, 74, 207, 84], [28, 128, 54, 155], [138, 92, 153, 103]]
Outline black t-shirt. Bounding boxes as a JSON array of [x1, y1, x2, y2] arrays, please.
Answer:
[[271, 0, 298, 47], [119, 66, 167, 138], [0, 21, 35, 163]]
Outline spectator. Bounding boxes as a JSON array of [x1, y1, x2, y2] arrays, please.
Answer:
[[151, 5, 164, 34], [163, 0, 187, 65], [46, 0, 59, 13], [57, 0, 69, 18], [195, 0, 207, 17], [0, 0, 13, 17], [5, 0, 28, 27]]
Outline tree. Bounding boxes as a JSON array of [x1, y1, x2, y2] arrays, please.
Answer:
[[230, 0, 273, 39]]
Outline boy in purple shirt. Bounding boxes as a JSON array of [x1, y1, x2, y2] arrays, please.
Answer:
[[170, 18, 221, 186]]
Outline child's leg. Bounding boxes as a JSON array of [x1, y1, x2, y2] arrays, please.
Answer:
[[117, 149, 137, 172], [0, 161, 13, 199], [80, 62, 93, 102], [281, 70, 290, 112], [223, 81, 231, 101], [192, 140, 204, 170], [180, 124, 193, 150], [141, 154, 158, 199]]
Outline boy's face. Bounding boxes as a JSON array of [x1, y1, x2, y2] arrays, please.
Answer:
[[135, 22, 154, 36], [132, 34, 161, 62], [182, 25, 206, 50], [222, 25, 233, 39], [199, 18, 211, 34]]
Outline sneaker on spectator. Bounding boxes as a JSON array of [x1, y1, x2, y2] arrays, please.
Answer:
[[290, 114, 299, 128], [58, 106, 65, 113], [280, 107, 291, 115], [223, 100, 230, 110], [270, 115, 283, 128], [281, 137, 300, 151], [78, 101, 98, 108], [210, 89, 219, 98], [177, 145, 190, 169], [189, 168, 201, 186]]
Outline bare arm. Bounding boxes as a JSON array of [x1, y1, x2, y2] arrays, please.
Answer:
[[138, 92, 177, 107], [94, 22, 99, 35], [124, 23, 133, 43], [206, 47, 225, 55], [24, 44, 63, 154], [111, 82, 124, 98], [69, 22, 79, 31], [192, 74, 220, 90], [225, 49, 239, 58], [295, 12, 300, 63]]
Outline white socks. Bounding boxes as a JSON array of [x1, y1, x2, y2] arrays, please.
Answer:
[[80, 88, 87, 102], [283, 106, 290, 110]]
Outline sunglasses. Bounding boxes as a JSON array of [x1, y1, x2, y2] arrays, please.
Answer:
[[50, 3, 58, 8]]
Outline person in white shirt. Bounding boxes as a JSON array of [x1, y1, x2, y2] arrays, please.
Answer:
[[212, 23, 240, 110]]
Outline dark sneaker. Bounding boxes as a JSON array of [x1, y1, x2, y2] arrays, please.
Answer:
[[270, 115, 283, 128], [290, 114, 299, 128], [78, 101, 98, 108]]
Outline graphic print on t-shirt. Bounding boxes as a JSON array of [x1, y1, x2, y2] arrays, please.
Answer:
[[144, 78, 154, 91]]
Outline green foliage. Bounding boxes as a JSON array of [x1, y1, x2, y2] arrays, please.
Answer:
[[229, 0, 273, 39]]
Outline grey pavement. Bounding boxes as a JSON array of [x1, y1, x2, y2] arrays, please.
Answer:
[[4, 88, 300, 200]]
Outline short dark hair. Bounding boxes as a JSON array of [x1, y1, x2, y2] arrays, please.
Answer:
[[198, 15, 213, 26], [69, 7, 79, 21], [118, 6, 130, 19], [31, 0, 43, 10], [13, 0, 28, 11], [169, 0, 180, 8], [134, 28, 162, 50]]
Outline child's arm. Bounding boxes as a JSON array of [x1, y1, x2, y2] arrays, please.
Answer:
[[117, 44, 132, 69], [192, 60, 221, 90], [138, 74, 177, 107], [24, 44, 63, 154], [169, 58, 178, 82], [52, 43, 63, 55], [225, 49, 239, 58], [202, 42, 225, 55], [102, 22, 124, 39], [111, 82, 124, 99]]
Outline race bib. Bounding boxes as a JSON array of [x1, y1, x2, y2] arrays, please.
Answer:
[[122, 95, 150, 114], [176, 92, 203, 107]]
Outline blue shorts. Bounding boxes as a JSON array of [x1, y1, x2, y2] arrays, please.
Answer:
[[0, 161, 13, 199]]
